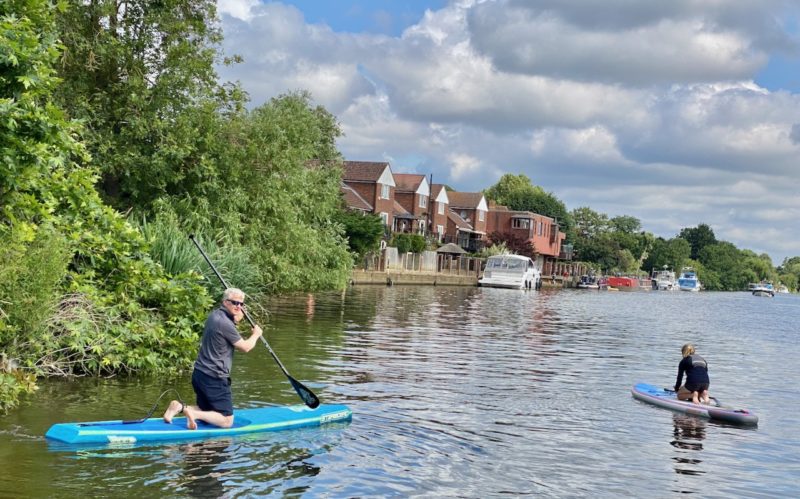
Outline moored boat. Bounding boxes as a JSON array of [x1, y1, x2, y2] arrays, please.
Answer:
[[577, 274, 600, 289], [606, 275, 651, 291], [751, 282, 775, 297], [677, 267, 701, 292], [650, 266, 677, 290], [478, 254, 541, 290]]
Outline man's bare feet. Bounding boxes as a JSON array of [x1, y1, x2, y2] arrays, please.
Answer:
[[163, 400, 183, 424], [184, 405, 198, 430]]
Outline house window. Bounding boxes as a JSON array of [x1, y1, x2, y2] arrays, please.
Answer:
[[437, 224, 444, 237], [512, 218, 530, 229], [380, 212, 389, 225], [419, 195, 427, 209], [460, 210, 468, 219], [478, 210, 485, 222], [380, 184, 390, 199], [438, 202, 444, 215]]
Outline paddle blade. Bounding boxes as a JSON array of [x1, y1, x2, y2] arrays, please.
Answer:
[[289, 376, 320, 409]]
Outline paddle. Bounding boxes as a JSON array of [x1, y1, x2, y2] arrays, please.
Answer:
[[189, 234, 320, 409]]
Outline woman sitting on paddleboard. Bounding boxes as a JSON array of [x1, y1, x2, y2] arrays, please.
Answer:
[[674, 343, 711, 405]]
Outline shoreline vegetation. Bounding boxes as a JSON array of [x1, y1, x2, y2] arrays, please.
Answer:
[[2, 2, 798, 413]]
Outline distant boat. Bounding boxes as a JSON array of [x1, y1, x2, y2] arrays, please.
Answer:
[[650, 266, 677, 291], [751, 282, 775, 298], [607, 275, 651, 291], [776, 284, 790, 294], [677, 267, 701, 292], [478, 254, 541, 290], [577, 274, 600, 289]]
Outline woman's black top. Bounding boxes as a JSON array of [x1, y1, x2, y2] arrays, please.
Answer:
[[674, 354, 710, 392]]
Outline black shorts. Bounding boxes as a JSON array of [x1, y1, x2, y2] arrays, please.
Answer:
[[192, 369, 233, 416], [685, 382, 709, 393]]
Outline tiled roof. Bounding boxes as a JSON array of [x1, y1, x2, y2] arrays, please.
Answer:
[[448, 191, 484, 208], [447, 210, 473, 230], [394, 173, 425, 192], [342, 161, 390, 181], [340, 183, 372, 212], [393, 200, 417, 219]]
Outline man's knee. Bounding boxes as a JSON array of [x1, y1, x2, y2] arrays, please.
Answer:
[[220, 414, 235, 428]]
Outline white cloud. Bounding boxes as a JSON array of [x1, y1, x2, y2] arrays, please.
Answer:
[[447, 153, 482, 181], [214, 0, 800, 263], [218, 0, 260, 21]]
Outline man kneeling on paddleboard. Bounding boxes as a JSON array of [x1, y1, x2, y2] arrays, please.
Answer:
[[674, 343, 711, 405], [163, 288, 263, 429]]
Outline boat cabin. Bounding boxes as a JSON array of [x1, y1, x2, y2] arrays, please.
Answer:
[[479, 254, 541, 290]]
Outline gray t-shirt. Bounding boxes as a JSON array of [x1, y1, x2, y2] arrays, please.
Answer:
[[194, 307, 243, 379]]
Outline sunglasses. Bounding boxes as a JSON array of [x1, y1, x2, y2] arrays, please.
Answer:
[[226, 299, 245, 307]]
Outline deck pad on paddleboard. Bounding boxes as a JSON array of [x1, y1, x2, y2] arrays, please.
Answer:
[[631, 383, 757, 426], [46, 404, 352, 444]]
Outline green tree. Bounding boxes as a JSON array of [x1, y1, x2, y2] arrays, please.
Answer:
[[484, 173, 573, 240], [0, 0, 209, 411], [779, 256, 800, 291], [53, 0, 243, 210], [679, 224, 717, 261], [335, 210, 385, 258], [642, 237, 691, 273], [206, 92, 352, 292], [698, 242, 751, 290]]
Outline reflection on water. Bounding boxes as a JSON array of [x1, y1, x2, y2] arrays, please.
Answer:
[[671, 414, 706, 476], [1, 288, 799, 496]]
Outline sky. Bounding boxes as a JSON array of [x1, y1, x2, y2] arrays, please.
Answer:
[[216, 0, 800, 265]]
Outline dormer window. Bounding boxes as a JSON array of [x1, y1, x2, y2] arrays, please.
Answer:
[[419, 195, 427, 209], [380, 184, 390, 199], [438, 202, 445, 215]]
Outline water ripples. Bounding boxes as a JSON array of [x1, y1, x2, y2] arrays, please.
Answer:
[[2, 287, 799, 496]]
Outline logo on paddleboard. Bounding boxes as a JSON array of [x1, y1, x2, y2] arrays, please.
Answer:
[[107, 435, 137, 444], [320, 411, 351, 424]]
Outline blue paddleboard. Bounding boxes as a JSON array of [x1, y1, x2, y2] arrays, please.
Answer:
[[631, 383, 757, 426], [46, 404, 352, 444]]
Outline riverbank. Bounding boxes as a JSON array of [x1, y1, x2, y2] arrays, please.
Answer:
[[350, 269, 573, 288]]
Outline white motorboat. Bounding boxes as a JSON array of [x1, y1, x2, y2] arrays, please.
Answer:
[[677, 267, 701, 292], [751, 282, 775, 297], [650, 266, 677, 290], [479, 254, 541, 290]]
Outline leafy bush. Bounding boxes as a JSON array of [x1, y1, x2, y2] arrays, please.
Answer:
[[135, 208, 261, 298], [392, 233, 427, 254], [334, 210, 385, 258], [0, 3, 212, 411], [0, 225, 70, 348]]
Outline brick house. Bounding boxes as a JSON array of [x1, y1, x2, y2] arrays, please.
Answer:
[[429, 184, 449, 242], [340, 182, 373, 213], [342, 161, 396, 229], [393, 173, 430, 234], [485, 202, 567, 272], [446, 191, 488, 252]]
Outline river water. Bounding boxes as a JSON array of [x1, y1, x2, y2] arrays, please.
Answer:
[[1, 287, 798, 497]]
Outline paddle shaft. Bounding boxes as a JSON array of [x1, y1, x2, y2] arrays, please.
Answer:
[[189, 235, 320, 408]]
